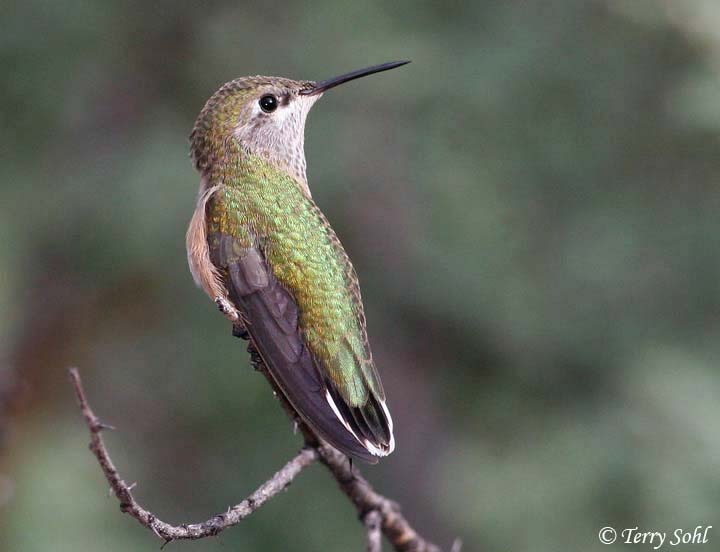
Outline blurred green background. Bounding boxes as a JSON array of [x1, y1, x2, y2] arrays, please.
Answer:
[[3, 1, 720, 550]]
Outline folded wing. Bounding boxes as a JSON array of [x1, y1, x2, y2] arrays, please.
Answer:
[[208, 231, 393, 462]]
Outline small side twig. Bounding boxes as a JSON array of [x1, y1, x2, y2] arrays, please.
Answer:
[[316, 444, 441, 552], [68, 367, 317, 542]]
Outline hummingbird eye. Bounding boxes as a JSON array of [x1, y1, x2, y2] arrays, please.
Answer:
[[259, 94, 278, 113]]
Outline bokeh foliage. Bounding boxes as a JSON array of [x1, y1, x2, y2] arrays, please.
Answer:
[[3, 1, 720, 550]]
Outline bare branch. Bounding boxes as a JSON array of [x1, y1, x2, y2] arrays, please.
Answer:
[[70, 361, 445, 551], [316, 444, 442, 552], [68, 367, 317, 543]]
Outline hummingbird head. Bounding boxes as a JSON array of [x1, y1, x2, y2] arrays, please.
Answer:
[[190, 61, 409, 192]]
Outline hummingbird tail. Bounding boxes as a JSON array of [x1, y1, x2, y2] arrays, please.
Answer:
[[324, 383, 394, 457], [217, 240, 392, 462]]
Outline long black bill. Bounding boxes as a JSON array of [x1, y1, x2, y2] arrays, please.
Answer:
[[300, 60, 410, 96]]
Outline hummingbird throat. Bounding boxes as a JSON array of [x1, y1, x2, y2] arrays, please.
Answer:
[[231, 93, 320, 196]]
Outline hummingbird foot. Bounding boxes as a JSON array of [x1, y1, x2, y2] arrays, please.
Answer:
[[247, 345, 263, 370], [214, 296, 240, 322], [232, 324, 249, 340]]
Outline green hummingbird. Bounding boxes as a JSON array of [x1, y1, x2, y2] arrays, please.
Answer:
[[186, 61, 409, 462]]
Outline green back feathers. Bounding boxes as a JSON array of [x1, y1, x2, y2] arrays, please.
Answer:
[[207, 156, 383, 407]]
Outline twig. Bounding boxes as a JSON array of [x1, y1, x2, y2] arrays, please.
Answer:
[[69, 364, 444, 551], [316, 444, 441, 552], [365, 510, 383, 552], [68, 367, 317, 542]]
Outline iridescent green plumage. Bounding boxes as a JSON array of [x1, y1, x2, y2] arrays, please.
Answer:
[[206, 154, 382, 406]]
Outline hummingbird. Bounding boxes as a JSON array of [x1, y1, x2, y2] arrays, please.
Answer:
[[186, 61, 409, 462]]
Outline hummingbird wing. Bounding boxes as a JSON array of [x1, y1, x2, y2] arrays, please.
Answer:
[[208, 231, 392, 462]]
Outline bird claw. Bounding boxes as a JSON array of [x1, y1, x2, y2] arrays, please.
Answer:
[[214, 296, 240, 322], [232, 324, 249, 340]]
